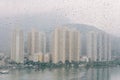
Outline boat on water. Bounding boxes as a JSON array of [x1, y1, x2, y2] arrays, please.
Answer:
[[0, 70, 9, 74]]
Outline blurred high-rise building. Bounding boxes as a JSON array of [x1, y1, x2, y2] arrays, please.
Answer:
[[31, 52, 44, 62], [51, 27, 81, 63], [11, 28, 24, 63], [27, 29, 46, 60], [86, 31, 111, 62], [69, 29, 81, 62], [44, 53, 50, 63]]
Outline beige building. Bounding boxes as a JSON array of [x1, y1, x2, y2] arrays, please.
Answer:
[[44, 53, 50, 63], [29, 53, 44, 62], [11, 28, 24, 63], [87, 31, 111, 62], [69, 29, 80, 62], [27, 29, 46, 60], [51, 27, 81, 63]]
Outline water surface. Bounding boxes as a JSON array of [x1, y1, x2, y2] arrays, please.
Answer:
[[0, 67, 120, 80]]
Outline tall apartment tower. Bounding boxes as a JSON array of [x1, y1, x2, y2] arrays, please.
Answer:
[[51, 27, 80, 63], [69, 29, 80, 62], [87, 31, 111, 62], [27, 29, 46, 59], [11, 28, 24, 63]]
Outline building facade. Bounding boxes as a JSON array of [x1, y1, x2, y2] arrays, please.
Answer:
[[27, 29, 46, 60], [44, 53, 50, 63], [87, 31, 111, 62], [52, 27, 81, 63], [30, 53, 44, 62], [11, 28, 24, 63]]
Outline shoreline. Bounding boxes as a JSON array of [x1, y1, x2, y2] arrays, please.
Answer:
[[0, 61, 119, 70]]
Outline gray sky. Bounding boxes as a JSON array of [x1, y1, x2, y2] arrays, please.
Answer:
[[0, 0, 120, 36]]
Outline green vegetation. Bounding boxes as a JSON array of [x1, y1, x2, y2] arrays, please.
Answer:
[[6, 59, 120, 70]]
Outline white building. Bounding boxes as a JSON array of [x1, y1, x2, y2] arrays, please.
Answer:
[[29, 53, 44, 62], [44, 53, 50, 63], [87, 31, 111, 62], [51, 27, 81, 63], [11, 28, 24, 63], [80, 56, 89, 62], [27, 29, 46, 59], [69, 29, 80, 62]]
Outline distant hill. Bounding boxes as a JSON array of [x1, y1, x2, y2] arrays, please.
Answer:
[[64, 24, 103, 33]]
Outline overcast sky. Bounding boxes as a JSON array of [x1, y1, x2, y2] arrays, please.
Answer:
[[0, 0, 120, 36]]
